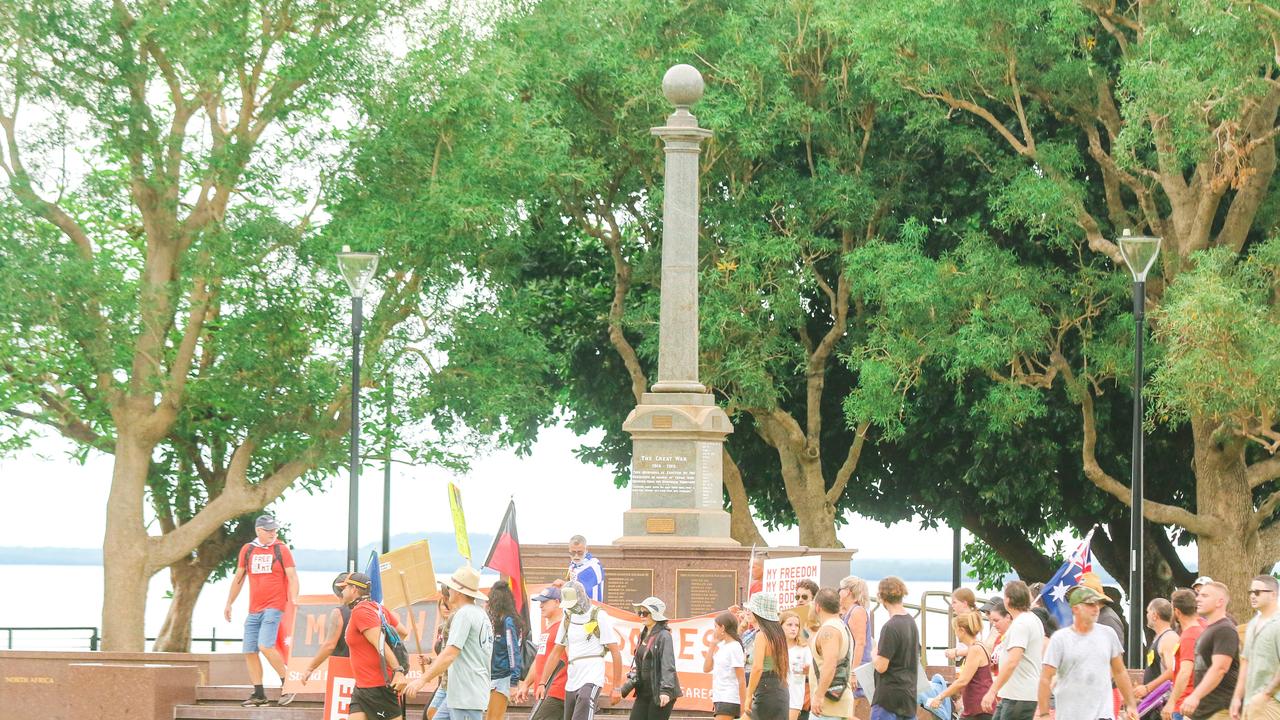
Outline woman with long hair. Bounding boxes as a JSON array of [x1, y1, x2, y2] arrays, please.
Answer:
[[927, 611, 993, 720], [486, 580, 526, 720], [703, 612, 747, 720], [779, 611, 810, 720], [743, 593, 790, 720], [628, 597, 682, 720]]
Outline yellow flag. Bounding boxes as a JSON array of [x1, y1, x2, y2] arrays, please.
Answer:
[[448, 482, 471, 562]]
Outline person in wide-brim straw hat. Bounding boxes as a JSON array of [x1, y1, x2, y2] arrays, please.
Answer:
[[442, 564, 487, 600]]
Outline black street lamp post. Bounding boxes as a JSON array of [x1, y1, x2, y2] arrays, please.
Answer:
[[1118, 228, 1161, 668], [338, 246, 379, 572]]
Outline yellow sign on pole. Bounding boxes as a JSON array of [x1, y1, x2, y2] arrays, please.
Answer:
[[448, 482, 471, 563]]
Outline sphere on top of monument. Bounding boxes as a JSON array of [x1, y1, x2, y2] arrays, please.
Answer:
[[662, 64, 704, 108]]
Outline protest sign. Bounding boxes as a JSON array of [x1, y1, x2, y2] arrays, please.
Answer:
[[379, 540, 437, 611], [760, 555, 821, 609]]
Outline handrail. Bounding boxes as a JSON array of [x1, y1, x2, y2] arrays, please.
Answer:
[[1, 626, 242, 653], [865, 589, 992, 666]]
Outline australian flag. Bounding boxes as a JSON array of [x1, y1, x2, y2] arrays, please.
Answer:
[[1038, 529, 1095, 628]]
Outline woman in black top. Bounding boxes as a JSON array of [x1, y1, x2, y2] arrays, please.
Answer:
[[628, 596, 682, 720], [744, 592, 790, 720]]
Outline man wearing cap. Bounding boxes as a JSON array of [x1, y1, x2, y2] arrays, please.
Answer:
[[405, 566, 495, 720], [535, 580, 623, 720], [1037, 585, 1139, 720], [516, 586, 568, 720], [224, 514, 299, 707], [301, 572, 356, 686], [343, 572, 410, 720]]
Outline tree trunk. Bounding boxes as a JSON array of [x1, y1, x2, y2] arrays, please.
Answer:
[[794, 456, 840, 547], [1192, 420, 1260, 620], [101, 433, 156, 651], [153, 558, 215, 652], [723, 449, 767, 546], [961, 508, 1057, 581]]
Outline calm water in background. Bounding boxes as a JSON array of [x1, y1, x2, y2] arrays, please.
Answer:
[[1, 564, 988, 663]]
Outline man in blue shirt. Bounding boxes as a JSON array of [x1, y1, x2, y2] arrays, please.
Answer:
[[568, 535, 605, 602]]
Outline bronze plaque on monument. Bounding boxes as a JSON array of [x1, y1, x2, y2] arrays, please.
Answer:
[[524, 565, 566, 589], [604, 567, 655, 607], [676, 568, 738, 617]]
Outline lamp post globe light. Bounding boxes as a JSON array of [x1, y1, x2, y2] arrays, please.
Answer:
[[337, 245, 379, 571], [1117, 228, 1160, 668]]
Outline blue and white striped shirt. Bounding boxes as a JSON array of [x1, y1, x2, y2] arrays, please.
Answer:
[[570, 552, 606, 602]]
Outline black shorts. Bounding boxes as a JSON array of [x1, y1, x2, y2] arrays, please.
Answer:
[[712, 702, 742, 717], [352, 685, 404, 720]]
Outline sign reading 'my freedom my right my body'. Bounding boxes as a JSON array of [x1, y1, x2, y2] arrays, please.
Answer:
[[760, 556, 821, 609]]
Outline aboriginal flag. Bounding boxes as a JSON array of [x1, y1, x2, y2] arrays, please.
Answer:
[[484, 499, 529, 624]]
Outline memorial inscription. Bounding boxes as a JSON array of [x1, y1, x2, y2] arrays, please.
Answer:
[[523, 566, 567, 589], [675, 568, 738, 617], [603, 567, 656, 607]]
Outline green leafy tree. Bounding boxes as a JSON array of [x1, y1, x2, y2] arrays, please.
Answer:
[[0, 0, 433, 650], [849, 0, 1280, 604]]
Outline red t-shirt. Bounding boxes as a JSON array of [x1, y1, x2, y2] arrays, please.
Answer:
[[346, 600, 402, 689], [533, 620, 567, 700], [237, 541, 295, 613], [1174, 618, 1208, 711]]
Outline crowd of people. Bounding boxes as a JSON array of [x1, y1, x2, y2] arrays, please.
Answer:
[[222, 518, 1280, 720]]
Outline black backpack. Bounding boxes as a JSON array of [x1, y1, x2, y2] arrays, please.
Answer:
[[240, 542, 284, 575]]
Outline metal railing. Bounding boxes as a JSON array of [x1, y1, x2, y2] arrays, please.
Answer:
[[1, 626, 242, 653], [867, 590, 992, 666]]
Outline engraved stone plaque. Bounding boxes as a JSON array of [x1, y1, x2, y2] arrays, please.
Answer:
[[675, 569, 738, 617], [645, 517, 676, 534], [523, 565, 567, 589], [604, 567, 655, 607], [630, 439, 697, 508]]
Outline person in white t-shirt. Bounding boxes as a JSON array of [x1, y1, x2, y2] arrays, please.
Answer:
[[780, 611, 811, 720], [981, 580, 1043, 720], [703, 611, 747, 720], [535, 581, 622, 720]]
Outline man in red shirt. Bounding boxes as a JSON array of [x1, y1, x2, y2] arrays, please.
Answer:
[[1163, 588, 1207, 720], [343, 572, 410, 720], [224, 514, 299, 707], [516, 586, 568, 720]]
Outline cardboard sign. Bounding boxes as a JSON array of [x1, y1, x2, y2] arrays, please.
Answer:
[[761, 555, 821, 609], [379, 540, 437, 610], [282, 594, 441, 694]]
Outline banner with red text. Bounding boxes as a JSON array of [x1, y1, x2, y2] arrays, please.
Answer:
[[761, 555, 821, 609]]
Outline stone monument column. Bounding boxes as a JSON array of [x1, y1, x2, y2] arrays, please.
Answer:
[[618, 65, 736, 546]]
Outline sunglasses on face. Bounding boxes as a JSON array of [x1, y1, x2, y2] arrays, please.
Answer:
[[797, 595, 812, 602], [637, 609, 651, 617]]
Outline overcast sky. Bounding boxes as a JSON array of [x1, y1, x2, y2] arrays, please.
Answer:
[[0, 425, 963, 558]]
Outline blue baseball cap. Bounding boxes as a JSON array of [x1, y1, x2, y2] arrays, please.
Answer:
[[532, 586, 561, 602]]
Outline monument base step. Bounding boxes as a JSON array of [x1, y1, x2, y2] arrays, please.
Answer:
[[176, 686, 717, 720]]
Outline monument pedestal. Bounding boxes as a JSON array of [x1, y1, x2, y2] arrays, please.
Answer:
[[617, 392, 736, 546]]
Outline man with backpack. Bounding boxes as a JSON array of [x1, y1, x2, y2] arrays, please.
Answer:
[[224, 514, 299, 707], [343, 572, 411, 720], [534, 580, 622, 720]]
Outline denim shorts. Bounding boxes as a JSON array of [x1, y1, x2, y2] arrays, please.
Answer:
[[490, 675, 512, 697], [242, 607, 284, 653]]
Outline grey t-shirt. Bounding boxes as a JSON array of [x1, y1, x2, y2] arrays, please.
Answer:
[[998, 610, 1044, 702], [1043, 623, 1123, 720], [446, 603, 495, 710], [1244, 613, 1280, 698]]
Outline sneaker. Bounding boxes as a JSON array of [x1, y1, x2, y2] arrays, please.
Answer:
[[277, 692, 296, 707], [241, 695, 269, 707]]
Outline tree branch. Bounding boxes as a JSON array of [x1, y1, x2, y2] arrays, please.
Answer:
[[826, 420, 870, 505]]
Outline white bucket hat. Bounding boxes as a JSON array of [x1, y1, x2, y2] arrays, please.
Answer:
[[632, 596, 668, 621]]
